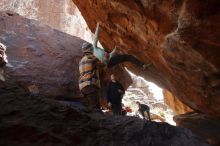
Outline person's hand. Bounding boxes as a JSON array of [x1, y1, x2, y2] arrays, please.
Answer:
[[108, 102, 111, 107], [103, 52, 109, 62], [118, 89, 123, 93]]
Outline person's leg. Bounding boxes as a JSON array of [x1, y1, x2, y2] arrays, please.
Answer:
[[147, 110, 151, 121], [140, 110, 146, 119], [81, 85, 100, 109], [112, 104, 121, 115], [118, 105, 122, 115], [87, 91, 100, 109], [115, 104, 122, 115], [108, 54, 145, 68], [112, 106, 116, 115], [112, 104, 118, 115]]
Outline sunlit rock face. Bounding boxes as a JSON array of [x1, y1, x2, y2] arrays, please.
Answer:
[[0, 11, 131, 98], [163, 90, 193, 115], [0, 0, 93, 41], [72, 0, 220, 118]]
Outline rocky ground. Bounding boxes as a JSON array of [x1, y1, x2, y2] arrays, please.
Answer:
[[0, 83, 210, 146]]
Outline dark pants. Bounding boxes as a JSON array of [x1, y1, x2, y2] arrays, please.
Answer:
[[108, 54, 144, 68], [111, 104, 122, 115], [81, 85, 100, 109], [140, 110, 151, 121]]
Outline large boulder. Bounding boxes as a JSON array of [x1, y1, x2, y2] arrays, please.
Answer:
[[174, 112, 220, 146], [0, 85, 209, 146], [0, 11, 131, 99], [72, 0, 220, 118]]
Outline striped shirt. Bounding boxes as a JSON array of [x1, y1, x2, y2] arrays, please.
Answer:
[[79, 54, 101, 90]]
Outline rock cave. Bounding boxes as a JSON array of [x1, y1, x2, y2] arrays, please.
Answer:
[[0, 0, 219, 146]]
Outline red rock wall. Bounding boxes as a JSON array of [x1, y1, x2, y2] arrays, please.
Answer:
[[72, 0, 220, 118], [163, 90, 193, 115]]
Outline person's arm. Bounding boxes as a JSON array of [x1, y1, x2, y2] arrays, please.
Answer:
[[93, 23, 117, 63], [93, 23, 105, 54], [93, 23, 109, 63], [118, 82, 125, 95], [93, 23, 100, 49], [138, 107, 145, 119], [95, 57, 106, 68], [109, 46, 117, 59], [120, 83, 125, 94]]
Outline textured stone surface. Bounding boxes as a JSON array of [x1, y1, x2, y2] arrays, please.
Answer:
[[0, 84, 210, 146], [174, 112, 220, 146], [0, 0, 93, 41], [163, 90, 193, 115], [0, 11, 131, 99], [72, 0, 220, 118]]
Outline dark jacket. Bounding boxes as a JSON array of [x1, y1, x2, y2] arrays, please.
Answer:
[[106, 81, 124, 105], [139, 103, 150, 112]]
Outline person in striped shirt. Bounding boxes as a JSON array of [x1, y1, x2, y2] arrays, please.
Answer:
[[79, 42, 105, 109]]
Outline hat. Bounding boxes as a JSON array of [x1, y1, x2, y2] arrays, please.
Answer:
[[81, 42, 93, 53]]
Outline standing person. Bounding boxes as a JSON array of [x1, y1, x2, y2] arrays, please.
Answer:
[[79, 42, 105, 110], [136, 101, 151, 121], [106, 74, 125, 115]]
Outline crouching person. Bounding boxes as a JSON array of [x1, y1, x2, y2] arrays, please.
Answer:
[[79, 42, 105, 110], [136, 101, 151, 121]]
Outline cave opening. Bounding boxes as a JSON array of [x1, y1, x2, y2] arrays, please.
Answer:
[[122, 68, 176, 125]]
